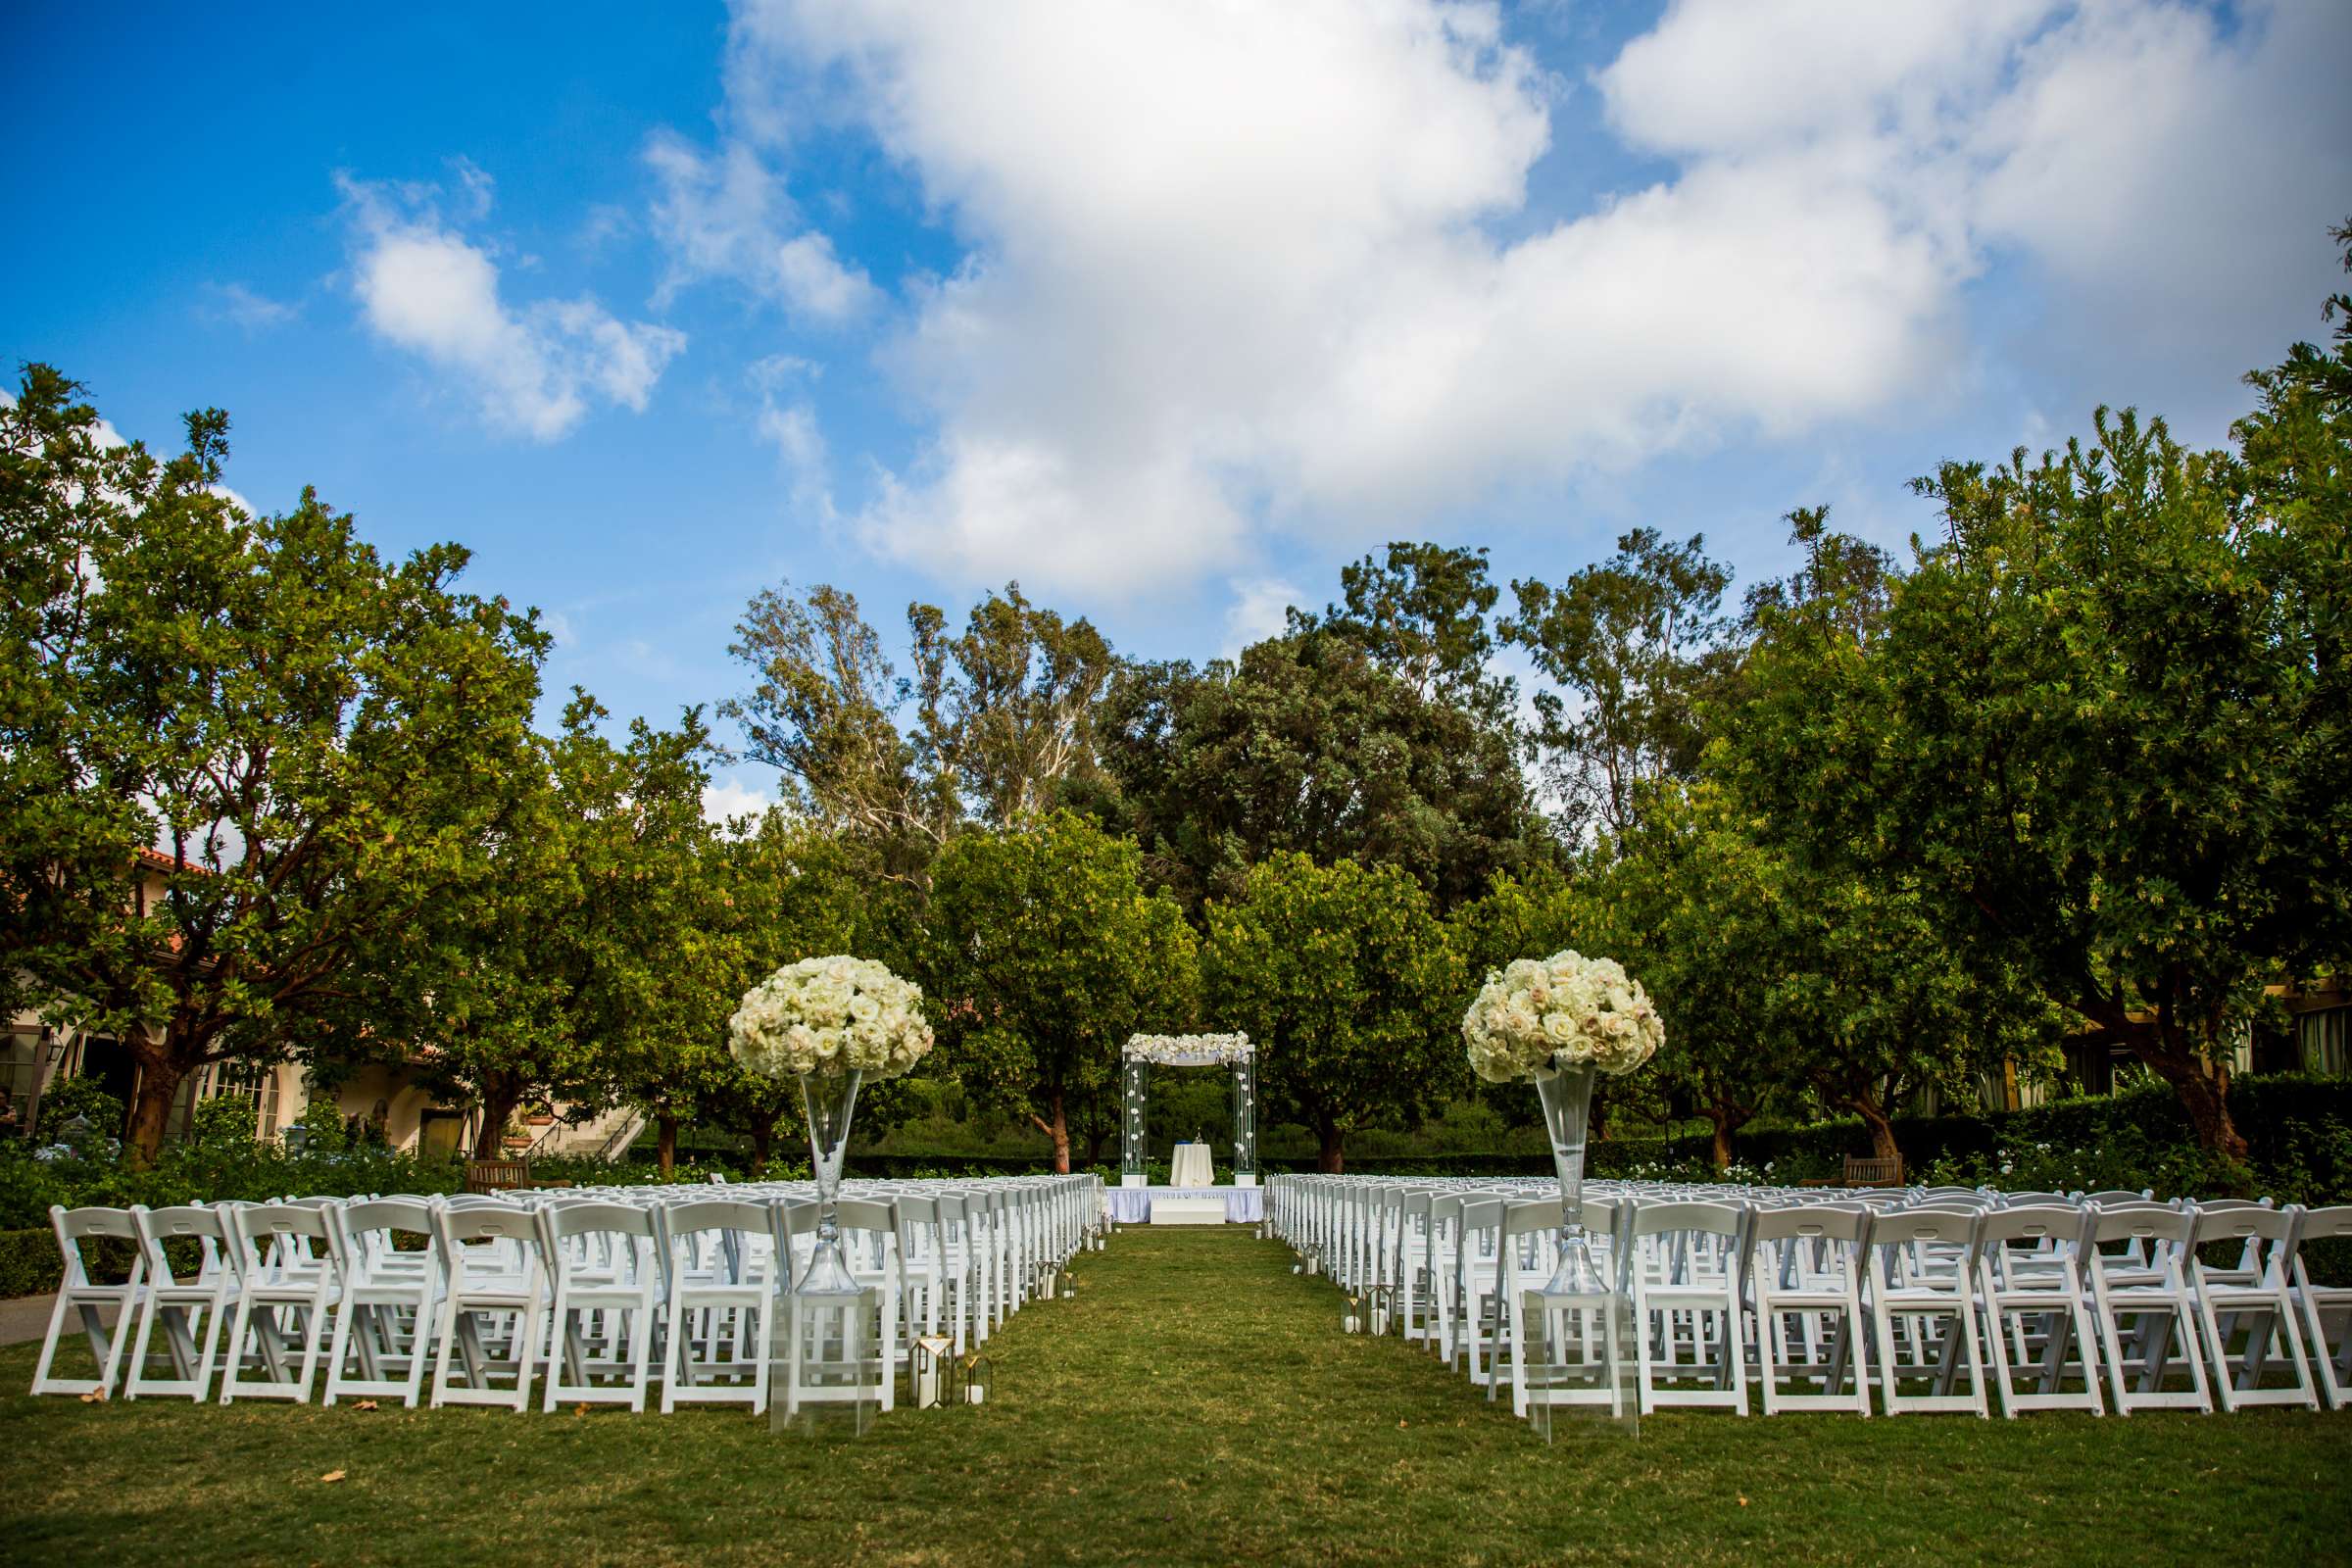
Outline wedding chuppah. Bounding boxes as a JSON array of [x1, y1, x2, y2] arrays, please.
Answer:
[[1109, 1034, 1265, 1226]]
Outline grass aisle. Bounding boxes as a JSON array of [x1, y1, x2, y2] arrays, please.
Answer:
[[1, 1227, 2346, 1566]]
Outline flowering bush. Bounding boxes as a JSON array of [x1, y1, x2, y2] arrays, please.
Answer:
[[1461, 950, 1663, 1083], [728, 956, 936, 1081]]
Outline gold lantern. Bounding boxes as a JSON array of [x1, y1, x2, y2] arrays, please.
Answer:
[[1343, 1293, 1363, 1334], [1369, 1284, 1395, 1337], [911, 1334, 955, 1409], [952, 1351, 994, 1406]]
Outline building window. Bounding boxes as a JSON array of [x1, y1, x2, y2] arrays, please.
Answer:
[[200, 1062, 281, 1138], [2301, 1006, 2349, 1076]]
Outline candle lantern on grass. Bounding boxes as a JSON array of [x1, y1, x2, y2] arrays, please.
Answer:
[[953, 1352, 994, 1406], [912, 1335, 955, 1409]]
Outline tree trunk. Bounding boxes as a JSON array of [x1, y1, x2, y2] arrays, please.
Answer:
[[1316, 1112, 1345, 1174], [1048, 1089, 1071, 1175], [2137, 1036, 2249, 1166], [749, 1121, 773, 1178], [472, 1079, 524, 1160], [657, 1113, 679, 1179], [122, 1050, 186, 1169], [1850, 1093, 1900, 1163], [1709, 1114, 1735, 1173]]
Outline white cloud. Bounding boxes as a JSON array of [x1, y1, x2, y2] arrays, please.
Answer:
[[203, 281, 298, 331], [702, 774, 777, 829], [1221, 577, 1303, 662], [337, 170, 686, 441], [644, 131, 878, 321], [723, 0, 2348, 595]]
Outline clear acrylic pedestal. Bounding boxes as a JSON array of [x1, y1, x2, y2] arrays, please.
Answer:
[[771, 1284, 881, 1437], [1521, 1286, 1639, 1441]]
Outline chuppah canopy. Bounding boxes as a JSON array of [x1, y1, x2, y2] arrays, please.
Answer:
[[1120, 1033, 1256, 1188]]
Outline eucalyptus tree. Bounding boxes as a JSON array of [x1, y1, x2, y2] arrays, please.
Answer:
[[920, 811, 1197, 1172], [0, 368, 548, 1164], [723, 579, 1114, 888], [1501, 527, 1735, 841], [1303, 540, 1516, 726], [1203, 852, 1464, 1173]]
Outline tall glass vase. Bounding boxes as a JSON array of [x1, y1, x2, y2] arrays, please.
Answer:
[[796, 1068, 863, 1296], [1533, 1062, 1608, 1298]]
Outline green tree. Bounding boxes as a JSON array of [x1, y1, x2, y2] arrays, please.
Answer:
[[921, 812, 1198, 1172], [1088, 630, 1544, 912], [1502, 528, 1734, 841], [1303, 541, 1515, 725], [1570, 786, 1785, 1168], [691, 813, 916, 1175], [1734, 311, 2352, 1159], [1203, 852, 1464, 1172], [363, 694, 720, 1163], [724, 580, 1115, 888], [0, 368, 548, 1164]]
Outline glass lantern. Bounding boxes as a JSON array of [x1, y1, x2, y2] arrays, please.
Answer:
[[951, 1352, 994, 1406], [1342, 1293, 1363, 1334], [911, 1334, 955, 1410], [1369, 1284, 1395, 1337]]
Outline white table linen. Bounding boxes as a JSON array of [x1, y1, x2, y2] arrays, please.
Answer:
[[1169, 1142, 1214, 1188]]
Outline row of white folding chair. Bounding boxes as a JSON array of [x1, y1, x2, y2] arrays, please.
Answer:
[[33, 1177, 1088, 1410], [1271, 1178, 2351, 1419]]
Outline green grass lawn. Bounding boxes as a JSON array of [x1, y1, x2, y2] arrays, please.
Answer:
[[2, 1228, 2345, 1566]]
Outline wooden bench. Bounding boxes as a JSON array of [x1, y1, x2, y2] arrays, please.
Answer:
[[1797, 1154, 1907, 1190], [464, 1158, 572, 1194]]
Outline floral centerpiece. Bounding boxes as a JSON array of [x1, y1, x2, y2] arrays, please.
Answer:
[[731, 956, 934, 1293], [1462, 950, 1662, 1296]]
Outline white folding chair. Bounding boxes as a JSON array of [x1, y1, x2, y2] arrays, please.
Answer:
[[428, 1201, 548, 1411], [219, 1201, 340, 1403], [2186, 1204, 2318, 1412], [1867, 1207, 1988, 1417], [323, 1198, 439, 1407], [1973, 1205, 2103, 1417], [2083, 1204, 2212, 1415], [1746, 1204, 1871, 1415], [655, 1198, 778, 1413], [2288, 1205, 2352, 1409], [30, 1204, 145, 1397], [1629, 1200, 1749, 1415], [123, 1204, 237, 1401], [538, 1201, 661, 1412]]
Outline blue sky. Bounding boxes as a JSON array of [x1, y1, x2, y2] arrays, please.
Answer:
[[6, 1, 2346, 816]]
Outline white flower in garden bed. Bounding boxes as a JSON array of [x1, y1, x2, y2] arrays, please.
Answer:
[[728, 956, 936, 1080], [1462, 949, 1663, 1082]]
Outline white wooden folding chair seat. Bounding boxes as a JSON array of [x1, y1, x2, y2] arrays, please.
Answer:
[[1974, 1205, 2103, 1417], [428, 1201, 548, 1411], [31, 1204, 146, 1397], [2186, 1204, 2317, 1412], [2083, 1203, 2212, 1414], [1746, 1204, 1870, 1415], [219, 1202, 340, 1403], [124, 1204, 237, 1402]]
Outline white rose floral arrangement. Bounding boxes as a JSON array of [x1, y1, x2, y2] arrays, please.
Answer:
[[728, 956, 936, 1081], [1461, 950, 1664, 1083]]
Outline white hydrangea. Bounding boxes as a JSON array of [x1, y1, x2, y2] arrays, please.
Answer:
[[1461, 949, 1663, 1084], [727, 956, 936, 1082]]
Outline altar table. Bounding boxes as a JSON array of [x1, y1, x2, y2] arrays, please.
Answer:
[[1169, 1142, 1214, 1188]]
